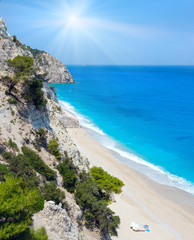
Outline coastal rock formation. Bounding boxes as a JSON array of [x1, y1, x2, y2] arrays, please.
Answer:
[[27, 47, 74, 83], [0, 17, 74, 83], [33, 201, 80, 240], [0, 18, 32, 77], [0, 17, 91, 240]]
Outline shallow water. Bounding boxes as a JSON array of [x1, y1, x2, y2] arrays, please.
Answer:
[[51, 65, 194, 194]]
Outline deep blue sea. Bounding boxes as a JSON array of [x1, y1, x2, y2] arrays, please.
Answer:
[[51, 66, 194, 195]]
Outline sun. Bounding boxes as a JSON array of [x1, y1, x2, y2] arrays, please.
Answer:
[[68, 15, 80, 28], [70, 15, 76, 22]]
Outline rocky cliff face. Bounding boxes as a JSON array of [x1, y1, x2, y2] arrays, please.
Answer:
[[0, 18, 32, 77], [33, 201, 81, 240], [0, 17, 98, 240], [26, 46, 74, 83], [0, 17, 74, 83]]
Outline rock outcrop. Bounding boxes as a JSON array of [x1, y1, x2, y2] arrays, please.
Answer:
[[0, 17, 74, 83], [33, 201, 81, 240], [0, 17, 92, 240], [27, 47, 74, 83], [0, 18, 32, 77]]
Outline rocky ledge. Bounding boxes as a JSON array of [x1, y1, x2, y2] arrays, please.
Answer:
[[0, 17, 74, 83], [33, 201, 81, 240]]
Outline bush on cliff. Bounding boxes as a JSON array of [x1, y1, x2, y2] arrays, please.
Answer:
[[48, 138, 62, 159], [14, 227, 48, 240], [25, 77, 47, 109], [6, 55, 34, 93], [75, 177, 120, 236], [57, 158, 78, 193], [22, 147, 56, 181], [8, 138, 18, 150], [1, 152, 40, 187], [0, 176, 44, 240], [42, 181, 65, 205], [90, 166, 124, 203], [0, 163, 10, 181]]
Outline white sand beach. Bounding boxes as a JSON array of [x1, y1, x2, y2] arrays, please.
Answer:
[[67, 127, 194, 240]]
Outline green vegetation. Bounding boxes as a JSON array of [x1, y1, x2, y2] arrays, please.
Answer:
[[57, 158, 78, 193], [48, 138, 62, 159], [24, 45, 46, 59], [8, 138, 18, 151], [2, 56, 47, 109], [35, 128, 47, 146], [1, 152, 40, 187], [57, 160, 122, 235], [22, 147, 56, 181], [0, 163, 9, 181], [42, 181, 65, 205], [25, 77, 47, 109], [12, 35, 22, 47], [75, 177, 120, 236], [7, 55, 33, 78], [7, 97, 17, 104], [12, 35, 17, 42], [14, 227, 48, 240], [3, 56, 34, 93], [90, 167, 124, 203], [0, 176, 44, 240], [2, 147, 55, 184]]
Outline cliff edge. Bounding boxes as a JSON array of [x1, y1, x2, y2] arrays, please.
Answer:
[[0, 17, 74, 83]]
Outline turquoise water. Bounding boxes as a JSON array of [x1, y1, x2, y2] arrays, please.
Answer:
[[51, 66, 194, 194]]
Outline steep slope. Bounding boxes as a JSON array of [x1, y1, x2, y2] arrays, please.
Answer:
[[0, 17, 94, 240], [0, 18, 120, 240], [0, 17, 74, 83]]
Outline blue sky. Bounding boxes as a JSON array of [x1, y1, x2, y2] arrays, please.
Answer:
[[0, 0, 194, 65]]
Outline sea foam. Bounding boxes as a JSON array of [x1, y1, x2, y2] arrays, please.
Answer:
[[59, 100, 194, 195]]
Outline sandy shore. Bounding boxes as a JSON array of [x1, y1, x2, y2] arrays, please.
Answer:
[[67, 127, 194, 240]]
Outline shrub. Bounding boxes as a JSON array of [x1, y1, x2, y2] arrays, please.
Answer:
[[12, 35, 17, 42], [0, 163, 10, 181], [90, 166, 124, 203], [15, 227, 48, 240], [1, 151, 15, 162], [1, 152, 40, 187], [75, 178, 120, 236], [57, 159, 78, 193], [35, 128, 47, 146], [22, 147, 56, 181], [25, 77, 47, 109], [7, 55, 34, 78], [8, 138, 18, 150], [48, 138, 62, 159], [6, 55, 34, 93], [42, 181, 65, 205], [0, 176, 44, 240], [7, 97, 17, 104], [5, 90, 9, 95]]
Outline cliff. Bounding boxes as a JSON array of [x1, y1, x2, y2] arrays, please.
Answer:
[[0, 18, 101, 240], [0, 17, 74, 83]]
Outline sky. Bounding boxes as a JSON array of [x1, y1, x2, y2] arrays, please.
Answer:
[[0, 0, 194, 65]]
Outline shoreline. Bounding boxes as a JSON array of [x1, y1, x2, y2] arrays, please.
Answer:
[[65, 126, 194, 240], [59, 100, 194, 195]]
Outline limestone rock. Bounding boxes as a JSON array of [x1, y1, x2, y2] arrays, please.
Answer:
[[0, 17, 74, 84], [33, 201, 81, 240]]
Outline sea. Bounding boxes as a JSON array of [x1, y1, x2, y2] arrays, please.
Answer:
[[51, 66, 194, 195]]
